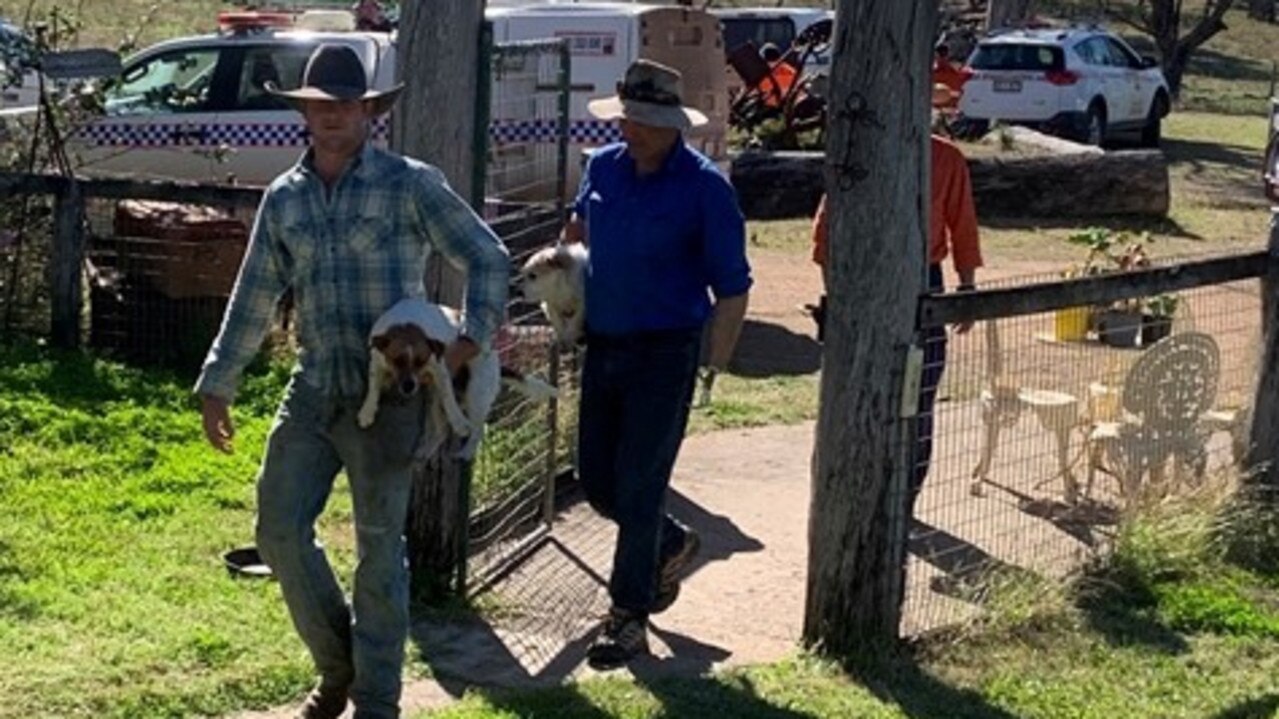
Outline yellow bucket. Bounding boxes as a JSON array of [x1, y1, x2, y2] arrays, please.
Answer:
[[1054, 306, 1090, 342]]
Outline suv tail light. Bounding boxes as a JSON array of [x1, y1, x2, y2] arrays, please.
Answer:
[[1045, 69, 1079, 86]]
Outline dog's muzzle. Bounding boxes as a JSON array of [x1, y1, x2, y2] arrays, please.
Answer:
[[398, 377, 420, 397]]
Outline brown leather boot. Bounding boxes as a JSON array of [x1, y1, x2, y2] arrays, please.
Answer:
[[294, 683, 348, 719]]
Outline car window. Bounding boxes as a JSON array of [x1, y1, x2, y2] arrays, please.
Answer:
[[231, 43, 315, 111], [105, 47, 221, 115], [1074, 38, 1105, 66], [969, 43, 1064, 71], [719, 17, 795, 55], [1103, 37, 1140, 69]]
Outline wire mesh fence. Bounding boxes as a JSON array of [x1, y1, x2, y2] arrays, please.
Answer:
[[462, 38, 574, 594], [0, 192, 54, 339], [904, 254, 1262, 635]]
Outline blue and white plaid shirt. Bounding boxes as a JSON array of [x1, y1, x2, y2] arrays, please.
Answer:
[[195, 143, 510, 401]]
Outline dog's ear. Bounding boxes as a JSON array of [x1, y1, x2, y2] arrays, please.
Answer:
[[371, 334, 391, 353], [425, 338, 447, 357]]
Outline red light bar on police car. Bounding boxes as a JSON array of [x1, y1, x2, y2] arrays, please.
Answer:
[[217, 11, 294, 32]]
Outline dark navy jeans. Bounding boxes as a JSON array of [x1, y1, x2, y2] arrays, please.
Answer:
[[577, 327, 701, 615], [911, 264, 948, 508]]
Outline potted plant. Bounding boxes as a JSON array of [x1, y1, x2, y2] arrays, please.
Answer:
[[1141, 293, 1179, 345], [1057, 228, 1113, 342], [1064, 229, 1156, 347]]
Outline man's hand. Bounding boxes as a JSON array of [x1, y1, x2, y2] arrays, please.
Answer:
[[954, 277, 976, 335], [443, 337, 480, 376], [562, 215, 586, 245], [201, 394, 235, 454]]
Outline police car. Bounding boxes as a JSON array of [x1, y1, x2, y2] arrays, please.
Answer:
[[62, 10, 397, 185]]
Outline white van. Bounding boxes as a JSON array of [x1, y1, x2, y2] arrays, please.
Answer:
[[486, 2, 729, 193]]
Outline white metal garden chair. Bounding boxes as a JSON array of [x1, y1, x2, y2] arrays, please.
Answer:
[[1085, 331, 1220, 504], [970, 321, 1083, 503]]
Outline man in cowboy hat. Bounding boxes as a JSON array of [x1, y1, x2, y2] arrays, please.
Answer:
[[562, 58, 751, 669], [196, 44, 509, 719]]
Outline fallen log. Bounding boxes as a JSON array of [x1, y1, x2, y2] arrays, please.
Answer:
[[968, 149, 1170, 218], [729, 147, 1170, 220]]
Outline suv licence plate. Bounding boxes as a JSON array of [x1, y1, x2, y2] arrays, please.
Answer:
[[993, 79, 1023, 93]]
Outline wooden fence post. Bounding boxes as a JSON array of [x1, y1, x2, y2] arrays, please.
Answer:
[[1247, 212, 1279, 492], [49, 179, 84, 349]]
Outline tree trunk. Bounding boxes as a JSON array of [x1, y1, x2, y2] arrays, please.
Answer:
[[986, 0, 1036, 30], [1248, 0, 1275, 22], [1246, 214, 1279, 493], [803, 0, 935, 653], [969, 149, 1170, 218], [391, 0, 485, 600], [1135, 0, 1236, 98]]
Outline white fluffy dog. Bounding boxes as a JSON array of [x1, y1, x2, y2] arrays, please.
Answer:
[[358, 297, 557, 460], [515, 243, 588, 347]]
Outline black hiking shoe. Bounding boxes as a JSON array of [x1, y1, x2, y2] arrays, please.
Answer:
[[587, 608, 649, 670], [294, 682, 348, 719], [651, 529, 701, 615]]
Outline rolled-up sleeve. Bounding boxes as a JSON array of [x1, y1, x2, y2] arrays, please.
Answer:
[[699, 171, 752, 299], [414, 167, 510, 348], [194, 194, 288, 401]]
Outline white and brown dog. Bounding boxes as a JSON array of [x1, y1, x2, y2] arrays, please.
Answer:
[[515, 243, 588, 347], [358, 297, 558, 459]]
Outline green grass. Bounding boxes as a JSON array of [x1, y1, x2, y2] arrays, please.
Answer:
[[688, 372, 820, 435], [0, 342, 341, 718]]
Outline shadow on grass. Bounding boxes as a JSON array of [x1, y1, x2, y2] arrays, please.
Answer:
[[979, 213, 1202, 240], [1161, 136, 1264, 174], [0, 341, 183, 409], [1073, 567, 1190, 655], [1209, 693, 1279, 719], [847, 645, 1022, 719], [1185, 48, 1275, 83], [0, 339, 287, 416]]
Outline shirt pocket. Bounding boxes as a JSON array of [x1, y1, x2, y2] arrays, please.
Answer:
[[349, 214, 392, 254], [278, 228, 317, 277]]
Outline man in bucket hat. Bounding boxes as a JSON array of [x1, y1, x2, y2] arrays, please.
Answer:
[[564, 59, 751, 669], [196, 44, 509, 718]]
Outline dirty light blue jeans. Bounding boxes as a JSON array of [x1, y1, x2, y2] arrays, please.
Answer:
[[254, 376, 431, 719], [577, 328, 701, 615]]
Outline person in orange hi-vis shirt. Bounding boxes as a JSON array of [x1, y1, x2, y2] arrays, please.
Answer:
[[931, 43, 970, 109], [756, 43, 798, 108], [809, 115, 983, 510]]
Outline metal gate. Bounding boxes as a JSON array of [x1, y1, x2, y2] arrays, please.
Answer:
[[462, 34, 574, 593]]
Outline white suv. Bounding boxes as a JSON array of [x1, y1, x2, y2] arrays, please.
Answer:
[[958, 26, 1170, 147]]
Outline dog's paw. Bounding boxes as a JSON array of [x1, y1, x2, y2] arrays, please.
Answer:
[[357, 406, 378, 429]]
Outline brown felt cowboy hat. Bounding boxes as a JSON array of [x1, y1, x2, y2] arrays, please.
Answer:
[[587, 59, 707, 131], [267, 43, 403, 115]]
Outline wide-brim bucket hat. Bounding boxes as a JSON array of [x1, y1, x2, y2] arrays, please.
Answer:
[[587, 58, 708, 131], [267, 43, 403, 115]]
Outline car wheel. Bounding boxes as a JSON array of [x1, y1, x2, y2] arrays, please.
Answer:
[[1140, 94, 1167, 148], [1083, 103, 1107, 147]]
